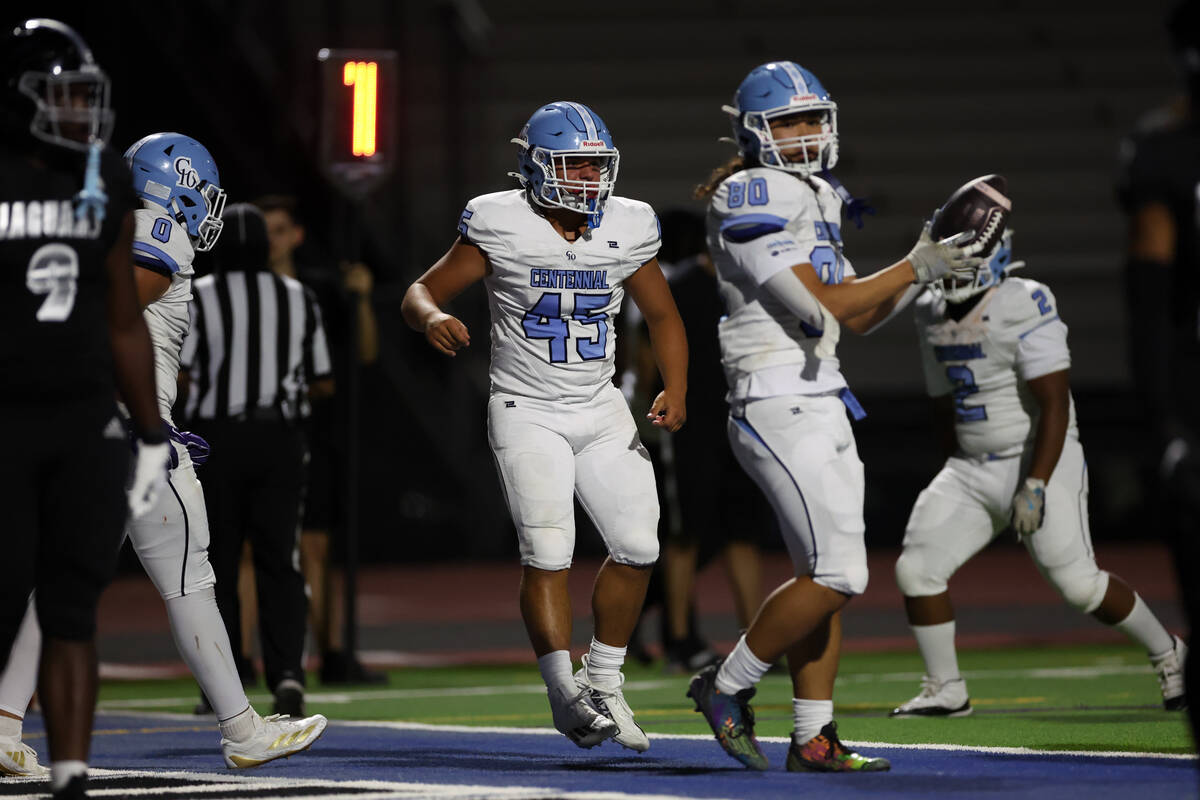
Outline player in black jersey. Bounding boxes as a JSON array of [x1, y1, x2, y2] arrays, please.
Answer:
[[0, 18, 166, 800], [1117, 0, 1199, 743]]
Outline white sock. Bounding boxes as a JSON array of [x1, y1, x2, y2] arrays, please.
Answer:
[[585, 638, 626, 687], [0, 596, 40, 719], [0, 715, 20, 738], [792, 698, 834, 744], [1113, 594, 1175, 657], [165, 588, 250, 719], [537, 650, 576, 697], [912, 621, 961, 683], [715, 635, 771, 695], [219, 705, 260, 741], [50, 760, 87, 792]]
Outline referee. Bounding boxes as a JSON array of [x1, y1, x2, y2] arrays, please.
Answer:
[[180, 203, 333, 716]]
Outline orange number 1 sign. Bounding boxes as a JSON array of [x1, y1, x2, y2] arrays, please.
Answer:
[[343, 61, 378, 157]]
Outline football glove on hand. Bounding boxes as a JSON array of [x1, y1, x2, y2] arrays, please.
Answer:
[[129, 440, 170, 519], [1011, 477, 1046, 537], [906, 223, 982, 284]]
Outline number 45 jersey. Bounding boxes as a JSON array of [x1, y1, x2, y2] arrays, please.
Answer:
[[914, 276, 1078, 459], [459, 190, 660, 403]]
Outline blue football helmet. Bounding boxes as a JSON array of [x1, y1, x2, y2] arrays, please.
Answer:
[[939, 229, 1022, 303], [510, 101, 619, 228], [124, 132, 226, 251], [724, 62, 838, 177]]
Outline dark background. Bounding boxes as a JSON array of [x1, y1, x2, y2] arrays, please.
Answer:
[[25, 0, 1184, 561]]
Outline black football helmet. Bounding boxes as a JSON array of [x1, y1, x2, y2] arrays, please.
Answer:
[[0, 19, 114, 151]]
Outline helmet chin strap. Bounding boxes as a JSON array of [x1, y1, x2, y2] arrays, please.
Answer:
[[74, 140, 107, 224]]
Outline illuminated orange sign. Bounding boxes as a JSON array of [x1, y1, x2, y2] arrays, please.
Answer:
[[343, 61, 378, 157]]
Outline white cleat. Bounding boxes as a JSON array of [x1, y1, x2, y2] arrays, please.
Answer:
[[889, 676, 973, 718], [221, 712, 328, 768], [576, 654, 649, 752], [1151, 635, 1188, 711], [548, 683, 618, 749], [0, 735, 49, 776]]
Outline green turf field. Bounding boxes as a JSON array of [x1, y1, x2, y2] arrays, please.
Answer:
[[97, 643, 1195, 755]]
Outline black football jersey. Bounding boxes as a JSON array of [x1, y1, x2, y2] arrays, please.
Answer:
[[0, 145, 137, 405]]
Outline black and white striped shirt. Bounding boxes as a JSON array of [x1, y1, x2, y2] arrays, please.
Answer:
[[181, 270, 332, 422]]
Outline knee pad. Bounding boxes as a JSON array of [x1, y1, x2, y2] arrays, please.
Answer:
[[520, 527, 576, 571], [839, 562, 869, 596], [607, 529, 660, 568], [1047, 562, 1109, 614], [895, 547, 951, 598]]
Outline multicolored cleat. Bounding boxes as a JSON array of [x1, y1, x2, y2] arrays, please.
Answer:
[[786, 721, 890, 772], [686, 662, 768, 771]]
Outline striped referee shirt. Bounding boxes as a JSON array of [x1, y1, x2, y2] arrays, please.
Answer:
[[181, 270, 332, 422]]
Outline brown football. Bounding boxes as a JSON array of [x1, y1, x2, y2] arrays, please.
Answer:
[[930, 174, 1011, 256]]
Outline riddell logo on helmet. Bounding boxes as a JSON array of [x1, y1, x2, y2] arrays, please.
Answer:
[[790, 94, 818, 103], [579, 140, 607, 148]]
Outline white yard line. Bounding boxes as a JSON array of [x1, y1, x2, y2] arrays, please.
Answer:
[[98, 662, 1156, 710]]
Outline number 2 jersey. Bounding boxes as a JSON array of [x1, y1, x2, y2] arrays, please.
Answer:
[[914, 276, 1078, 458], [706, 167, 853, 401], [131, 205, 195, 423], [458, 190, 660, 403], [0, 144, 137, 407]]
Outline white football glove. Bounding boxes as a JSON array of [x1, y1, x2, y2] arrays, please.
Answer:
[[129, 440, 170, 519], [1011, 477, 1046, 537], [906, 223, 983, 284]]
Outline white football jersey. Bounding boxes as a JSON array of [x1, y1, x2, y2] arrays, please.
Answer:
[[707, 167, 853, 400], [914, 276, 1077, 458], [459, 190, 660, 403], [132, 206, 195, 422]]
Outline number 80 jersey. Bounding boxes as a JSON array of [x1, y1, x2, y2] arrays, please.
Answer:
[[458, 190, 661, 403], [914, 277, 1078, 458], [707, 167, 855, 400]]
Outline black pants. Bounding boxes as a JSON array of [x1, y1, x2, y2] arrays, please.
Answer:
[[1166, 454, 1200, 746], [195, 418, 308, 691], [0, 401, 128, 670]]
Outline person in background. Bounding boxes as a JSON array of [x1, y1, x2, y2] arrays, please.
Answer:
[[181, 203, 333, 717], [1116, 0, 1198, 739], [629, 208, 767, 673], [257, 194, 384, 685]]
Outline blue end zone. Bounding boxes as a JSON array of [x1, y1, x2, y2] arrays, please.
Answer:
[[16, 712, 1199, 799]]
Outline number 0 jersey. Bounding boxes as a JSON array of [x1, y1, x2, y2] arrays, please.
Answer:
[[459, 190, 660, 403], [707, 167, 854, 401], [0, 145, 137, 407], [132, 207, 196, 422], [914, 276, 1078, 458]]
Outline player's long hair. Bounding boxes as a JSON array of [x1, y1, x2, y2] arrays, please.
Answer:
[[694, 155, 751, 200]]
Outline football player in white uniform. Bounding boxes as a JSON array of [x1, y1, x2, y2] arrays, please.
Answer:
[[889, 225, 1187, 717], [685, 62, 982, 773], [403, 101, 687, 752], [0, 134, 327, 773]]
